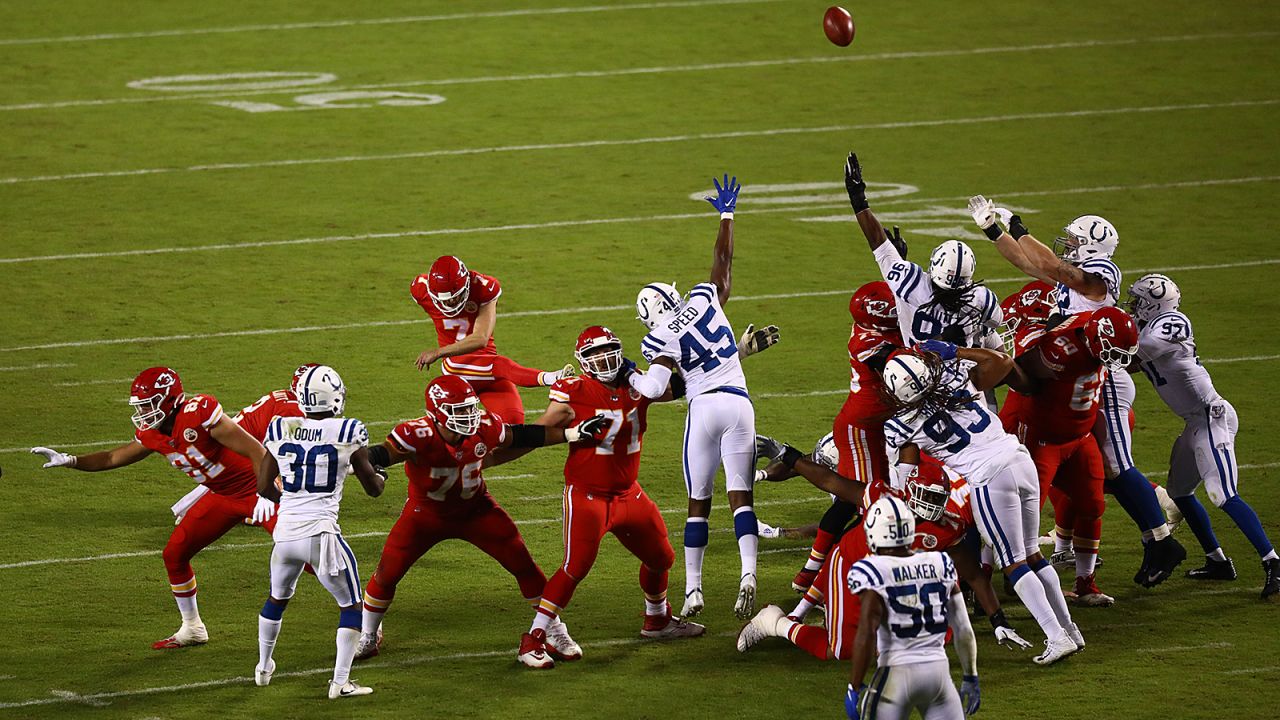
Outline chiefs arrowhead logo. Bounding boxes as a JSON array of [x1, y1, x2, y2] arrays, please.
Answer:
[[473, 442, 487, 458], [920, 534, 938, 549], [1096, 316, 1115, 338], [183, 428, 198, 443], [154, 372, 176, 389], [428, 385, 449, 402]]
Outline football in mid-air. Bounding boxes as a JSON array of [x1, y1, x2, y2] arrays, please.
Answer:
[[823, 6, 855, 47]]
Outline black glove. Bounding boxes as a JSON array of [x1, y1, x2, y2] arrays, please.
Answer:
[[886, 225, 907, 258], [569, 414, 611, 443], [845, 152, 869, 212], [1008, 214, 1029, 240], [617, 357, 638, 384]]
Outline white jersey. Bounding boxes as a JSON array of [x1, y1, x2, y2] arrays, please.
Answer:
[[1136, 311, 1219, 419], [1056, 257, 1121, 313], [883, 361, 1021, 486], [264, 415, 368, 542], [641, 282, 748, 399], [873, 243, 1002, 347], [845, 551, 958, 667]]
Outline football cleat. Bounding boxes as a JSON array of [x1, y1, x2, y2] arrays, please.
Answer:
[[791, 568, 818, 594], [1185, 557, 1236, 581], [544, 617, 582, 662], [1050, 549, 1076, 568], [152, 622, 208, 650], [1064, 622, 1086, 651], [736, 604, 785, 652], [734, 573, 758, 620], [255, 658, 276, 687], [641, 613, 706, 640], [517, 629, 555, 669], [328, 681, 373, 699], [1073, 574, 1115, 607], [681, 588, 705, 618], [353, 627, 383, 661], [1033, 634, 1080, 666], [1141, 536, 1187, 587], [1262, 558, 1280, 601]]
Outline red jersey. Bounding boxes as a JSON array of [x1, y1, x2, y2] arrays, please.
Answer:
[[134, 393, 257, 497], [839, 326, 899, 423], [412, 270, 504, 380], [233, 389, 303, 444], [1014, 313, 1106, 443], [548, 376, 652, 496], [388, 410, 507, 505]]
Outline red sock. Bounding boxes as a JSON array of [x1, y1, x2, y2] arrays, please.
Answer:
[[788, 625, 831, 660]]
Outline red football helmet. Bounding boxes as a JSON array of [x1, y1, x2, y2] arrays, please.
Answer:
[[904, 461, 949, 522], [575, 325, 623, 382], [1001, 281, 1057, 333], [849, 281, 898, 333], [129, 366, 185, 431], [422, 255, 473, 317], [1081, 306, 1139, 370], [291, 363, 320, 393], [425, 375, 482, 436]]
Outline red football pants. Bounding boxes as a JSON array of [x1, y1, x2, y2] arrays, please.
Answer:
[[366, 492, 546, 604], [540, 484, 674, 615], [790, 543, 863, 661], [1027, 434, 1106, 553], [832, 404, 889, 486], [164, 489, 274, 587]]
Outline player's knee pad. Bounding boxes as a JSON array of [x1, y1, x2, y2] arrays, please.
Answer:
[[819, 500, 858, 535], [260, 599, 286, 621], [733, 507, 758, 539], [684, 518, 709, 548], [1207, 484, 1232, 508], [338, 607, 361, 629]]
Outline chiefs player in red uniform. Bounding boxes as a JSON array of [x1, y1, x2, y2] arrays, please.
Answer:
[[1002, 307, 1145, 606], [790, 281, 903, 594], [515, 326, 705, 669], [411, 255, 573, 421], [31, 367, 273, 649], [355, 375, 607, 660]]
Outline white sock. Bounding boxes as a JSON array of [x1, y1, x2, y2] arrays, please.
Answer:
[[1074, 551, 1098, 578], [738, 534, 758, 578], [645, 598, 668, 616], [1054, 529, 1071, 554], [1149, 523, 1170, 541], [1013, 571, 1065, 639], [1264, 550, 1279, 562], [1208, 548, 1227, 561], [684, 546, 706, 593], [775, 615, 798, 640], [334, 627, 359, 686], [258, 616, 281, 669], [530, 611, 554, 633], [361, 608, 383, 638], [790, 597, 815, 620], [1033, 565, 1074, 628], [175, 594, 201, 625]]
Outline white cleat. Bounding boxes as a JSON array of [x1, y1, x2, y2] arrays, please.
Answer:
[[1033, 635, 1080, 666], [736, 604, 785, 652], [353, 627, 383, 661], [1065, 622, 1086, 651], [151, 622, 209, 650], [328, 681, 373, 699], [641, 615, 706, 640], [254, 658, 276, 687], [734, 573, 757, 621], [681, 588, 705, 618], [517, 629, 555, 669], [544, 617, 582, 662]]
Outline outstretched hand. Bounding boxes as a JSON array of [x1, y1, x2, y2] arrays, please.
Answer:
[[738, 323, 781, 358], [706, 174, 741, 215], [845, 152, 869, 212]]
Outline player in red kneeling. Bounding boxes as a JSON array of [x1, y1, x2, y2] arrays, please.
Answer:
[[516, 326, 705, 669], [411, 255, 573, 421], [355, 375, 607, 660], [31, 367, 274, 649]]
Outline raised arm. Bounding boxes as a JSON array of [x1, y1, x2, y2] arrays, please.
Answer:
[[845, 153, 908, 258], [918, 340, 1033, 394], [704, 174, 741, 301], [969, 196, 1108, 299], [417, 300, 498, 371], [31, 440, 152, 472]]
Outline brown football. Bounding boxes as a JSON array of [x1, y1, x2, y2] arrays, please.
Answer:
[[823, 6, 855, 47]]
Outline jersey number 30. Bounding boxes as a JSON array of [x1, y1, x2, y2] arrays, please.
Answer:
[[278, 443, 339, 493]]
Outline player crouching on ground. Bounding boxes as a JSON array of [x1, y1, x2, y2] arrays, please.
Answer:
[[845, 496, 980, 719], [250, 365, 386, 699], [516, 326, 705, 670]]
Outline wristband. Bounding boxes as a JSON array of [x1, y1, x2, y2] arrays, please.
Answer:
[[962, 675, 979, 682], [754, 469, 768, 483], [70, 455, 78, 468], [720, 212, 734, 221], [981, 223, 1002, 241], [779, 444, 803, 469], [1008, 215, 1029, 240], [988, 609, 1009, 629], [563, 427, 582, 443]]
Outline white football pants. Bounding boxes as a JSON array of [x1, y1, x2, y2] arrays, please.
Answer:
[[863, 659, 964, 720], [682, 392, 755, 501], [270, 533, 363, 607], [1094, 370, 1137, 476], [969, 450, 1041, 567], [1168, 399, 1239, 507]]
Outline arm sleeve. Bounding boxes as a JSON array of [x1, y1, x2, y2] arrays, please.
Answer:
[[628, 363, 673, 399], [948, 589, 979, 677], [873, 243, 928, 303]]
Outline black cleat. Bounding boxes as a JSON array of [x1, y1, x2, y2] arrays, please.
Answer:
[[1134, 542, 1153, 586], [1262, 558, 1280, 601], [1142, 537, 1188, 588], [1185, 557, 1236, 581]]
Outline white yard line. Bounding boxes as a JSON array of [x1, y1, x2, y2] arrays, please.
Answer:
[[1134, 641, 1233, 653], [0, 362, 75, 372], [2, 99, 1275, 187], [2, 32, 1272, 113], [1218, 666, 1280, 675], [50, 376, 136, 387], [0, 0, 777, 47]]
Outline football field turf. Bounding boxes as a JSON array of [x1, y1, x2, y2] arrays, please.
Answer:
[[1, 0, 1278, 717]]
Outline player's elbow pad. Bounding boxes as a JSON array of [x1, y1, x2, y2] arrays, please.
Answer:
[[629, 364, 672, 399], [368, 444, 391, 468], [507, 424, 548, 448]]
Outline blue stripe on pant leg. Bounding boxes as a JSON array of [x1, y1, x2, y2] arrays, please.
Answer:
[[974, 486, 1010, 566], [682, 403, 694, 497], [972, 487, 1003, 566], [336, 536, 362, 606], [979, 485, 1016, 565]]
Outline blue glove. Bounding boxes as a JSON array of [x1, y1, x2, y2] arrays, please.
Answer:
[[918, 339, 958, 361], [617, 357, 638, 383], [845, 683, 863, 720], [960, 675, 980, 715], [706, 174, 740, 214]]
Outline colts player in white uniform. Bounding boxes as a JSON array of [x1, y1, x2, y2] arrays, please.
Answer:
[[1128, 275, 1280, 599], [250, 365, 388, 699], [880, 347, 1081, 665], [845, 496, 979, 719], [632, 174, 770, 621], [844, 153, 1003, 349], [968, 197, 1186, 586]]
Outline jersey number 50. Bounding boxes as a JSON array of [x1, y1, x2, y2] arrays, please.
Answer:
[[886, 581, 949, 638]]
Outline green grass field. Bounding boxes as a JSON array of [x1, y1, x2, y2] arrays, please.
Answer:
[[2, 0, 1278, 717]]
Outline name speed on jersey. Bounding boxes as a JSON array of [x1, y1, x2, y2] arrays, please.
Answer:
[[669, 305, 737, 372]]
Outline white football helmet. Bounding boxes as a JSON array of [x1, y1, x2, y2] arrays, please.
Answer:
[[882, 354, 937, 409], [864, 495, 916, 552], [1056, 215, 1118, 262], [812, 432, 839, 471], [636, 282, 681, 330], [296, 364, 346, 415], [1127, 273, 1181, 325], [928, 240, 976, 291]]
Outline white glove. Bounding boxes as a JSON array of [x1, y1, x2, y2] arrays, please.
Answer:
[[251, 496, 277, 525], [756, 520, 782, 540], [31, 446, 76, 469], [967, 195, 998, 230], [994, 625, 1033, 650], [993, 206, 1013, 227], [541, 363, 576, 386], [738, 324, 781, 358]]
